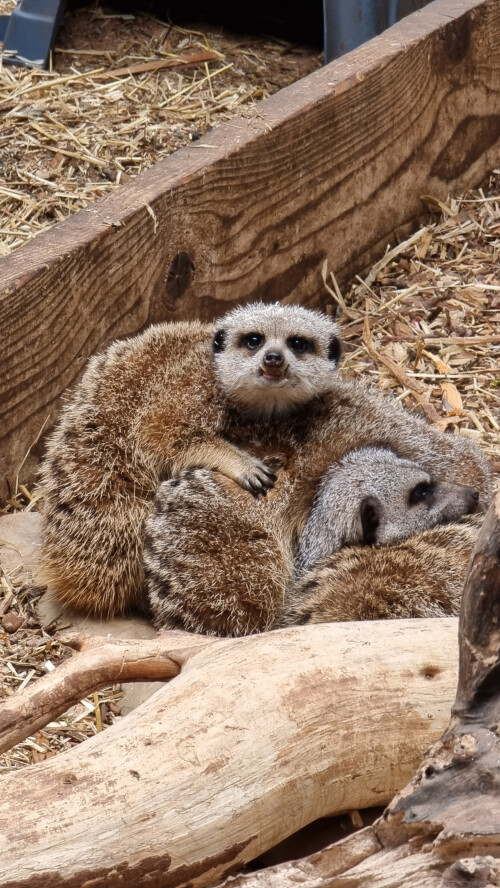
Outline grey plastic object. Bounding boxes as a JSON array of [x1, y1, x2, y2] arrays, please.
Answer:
[[0, 0, 66, 69], [323, 0, 432, 63]]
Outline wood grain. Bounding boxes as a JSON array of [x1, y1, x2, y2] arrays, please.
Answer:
[[0, 619, 459, 887], [1, 0, 499, 498], [0, 631, 212, 755]]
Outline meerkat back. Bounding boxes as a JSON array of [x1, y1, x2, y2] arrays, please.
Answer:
[[284, 518, 481, 624], [40, 321, 215, 616]]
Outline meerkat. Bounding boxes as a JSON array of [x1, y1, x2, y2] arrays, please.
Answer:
[[144, 467, 290, 636], [294, 446, 479, 575], [144, 380, 492, 636], [283, 517, 481, 624], [280, 446, 480, 625], [144, 448, 480, 635], [40, 302, 342, 617]]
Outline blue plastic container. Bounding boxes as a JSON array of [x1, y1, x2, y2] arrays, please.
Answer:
[[324, 0, 432, 63]]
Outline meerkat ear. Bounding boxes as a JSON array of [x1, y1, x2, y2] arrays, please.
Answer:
[[360, 495, 380, 545], [213, 329, 227, 353], [327, 335, 342, 364]]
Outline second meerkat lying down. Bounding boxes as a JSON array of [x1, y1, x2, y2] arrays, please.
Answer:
[[284, 447, 481, 624], [294, 446, 479, 573]]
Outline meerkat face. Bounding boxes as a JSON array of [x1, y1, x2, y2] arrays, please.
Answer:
[[348, 449, 480, 547], [297, 446, 480, 574], [212, 302, 341, 416]]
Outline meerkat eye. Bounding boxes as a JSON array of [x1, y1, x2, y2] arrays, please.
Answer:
[[287, 336, 314, 354], [409, 482, 435, 505], [240, 333, 264, 350]]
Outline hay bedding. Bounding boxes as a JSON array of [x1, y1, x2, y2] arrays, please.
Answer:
[[337, 172, 500, 473], [0, 0, 321, 254], [0, 5, 499, 775], [0, 578, 123, 771]]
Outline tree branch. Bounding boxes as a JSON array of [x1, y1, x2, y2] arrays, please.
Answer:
[[0, 630, 213, 754]]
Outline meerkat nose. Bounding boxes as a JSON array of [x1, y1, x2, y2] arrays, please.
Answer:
[[262, 350, 284, 368]]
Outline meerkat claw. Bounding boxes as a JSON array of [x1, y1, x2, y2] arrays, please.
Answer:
[[238, 460, 277, 496], [261, 467, 278, 483]]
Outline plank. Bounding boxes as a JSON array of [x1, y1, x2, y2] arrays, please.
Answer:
[[1, 0, 499, 498]]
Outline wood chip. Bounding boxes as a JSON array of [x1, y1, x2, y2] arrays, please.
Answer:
[[440, 382, 464, 414], [341, 169, 500, 467]]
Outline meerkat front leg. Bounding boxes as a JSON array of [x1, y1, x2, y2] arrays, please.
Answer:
[[172, 439, 277, 496]]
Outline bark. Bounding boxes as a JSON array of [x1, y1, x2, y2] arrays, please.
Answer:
[[0, 619, 459, 888], [377, 491, 500, 858]]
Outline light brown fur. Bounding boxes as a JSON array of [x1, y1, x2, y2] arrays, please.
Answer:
[[144, 380, 492, 636], [40, 303, 341, 616], [282, 517, 481, 624], [144, 468, 289, 636]]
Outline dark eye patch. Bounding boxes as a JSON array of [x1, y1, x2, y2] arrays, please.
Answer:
[[287, 336, 314, 354], [239, 332, 264, 350], [409, 482, 435, 505]]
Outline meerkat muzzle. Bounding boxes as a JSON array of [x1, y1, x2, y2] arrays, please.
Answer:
[[260, 350, 288, 380], [260, 366, 288, 380]]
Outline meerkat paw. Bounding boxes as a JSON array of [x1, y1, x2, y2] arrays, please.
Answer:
[[236, 455, 277, 497]]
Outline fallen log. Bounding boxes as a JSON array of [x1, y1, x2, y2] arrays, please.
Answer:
[[0, 618, 459, 887], [217, 490, 500, 887], [0, 630, 211, 755]]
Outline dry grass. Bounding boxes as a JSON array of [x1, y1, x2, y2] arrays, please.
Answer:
[[0, 0, 321, 255], [0, 566, 123, 772], [335, 170, 500, 475]]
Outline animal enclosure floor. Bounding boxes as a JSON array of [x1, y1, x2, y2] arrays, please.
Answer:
[[0, 0, 321, 255], [338, 170, 500, 474]]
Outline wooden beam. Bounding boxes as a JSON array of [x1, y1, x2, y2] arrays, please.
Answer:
[[1, 0, 499, 498]]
